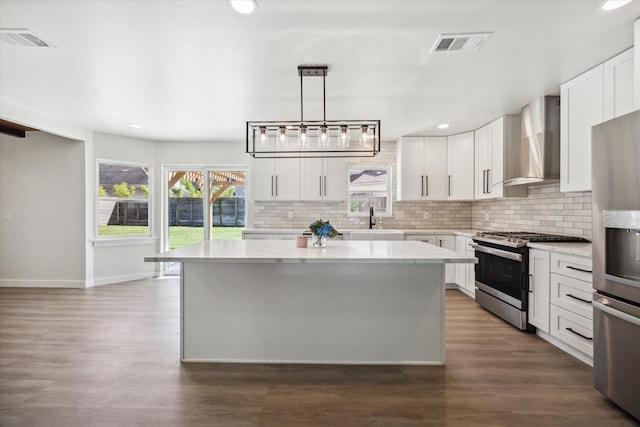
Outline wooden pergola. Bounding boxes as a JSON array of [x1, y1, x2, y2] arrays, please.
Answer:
[[168, 170, 245, 203]]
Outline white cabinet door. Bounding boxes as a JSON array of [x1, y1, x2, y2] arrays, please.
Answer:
[[300, 157, 346, 201], [455, 235, 468, 288], [397, 137, 447, 201], [436, 235, 456, 283], [252, 158, 277, 200], [274, 158, 300, 200], [528, 248, 551, 333], [423, 137, 448, 200], [397, 137, 425, 200], [487, 117, 505, 197], [447, 132, 474, 200], [323, 157, 346, 201], [300, 158, 324, 200], [474, 124, 490, 199], [560, 65, 604, 192], [254, 158, 300, 201], [603, 48, 634, 121]]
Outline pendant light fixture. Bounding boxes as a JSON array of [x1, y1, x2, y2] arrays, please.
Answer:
[[247, 65, 380, 158]]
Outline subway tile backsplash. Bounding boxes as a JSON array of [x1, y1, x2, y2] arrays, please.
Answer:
[[251, 141, 592, 238], [472, 184, 592, 238]]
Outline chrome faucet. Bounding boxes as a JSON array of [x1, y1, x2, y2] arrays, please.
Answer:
[[369, 206, 376, 229]]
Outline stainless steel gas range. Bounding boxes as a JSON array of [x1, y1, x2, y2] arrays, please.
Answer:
[[472, 231, 588, 331]]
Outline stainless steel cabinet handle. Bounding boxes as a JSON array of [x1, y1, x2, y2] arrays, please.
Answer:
[[529, 273, 534, 293], [565, 327, 592, 341], [421, 176, 424, 197], [566, 293, 592, 304], [319, 176, 323, 197], [486, 169, 491, 194], [271, 176, 274, 196], [425, 175, 429, 197], [593, 300, 640, 327], [566, 265, 593, 274], [324, 175, 327, 196], [482, 170, 487, 194], [275, 175, 278, 196], [448, 175, 451, 196]]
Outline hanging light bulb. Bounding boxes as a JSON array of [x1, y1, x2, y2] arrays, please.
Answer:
[[339, 125, 350, 148], [318, 125, 330, 149], [277, 126, 288, 146], [359, 125, 370, 147], [259, 126, 268, 145], [298, 125, 308, 148]]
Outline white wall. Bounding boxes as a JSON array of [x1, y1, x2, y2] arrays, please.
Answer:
[[0, 131, 86, 287], [635, 18, 640, 109], [90, 132, 159, 286]]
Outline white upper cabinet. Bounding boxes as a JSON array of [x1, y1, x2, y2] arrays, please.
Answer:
[[446, 132, 475, 200], [253, 157, 300, 201], [396, 137, 447, 201], [561, 48, 634, 193], [603, 47, 634, 121], [300, 157, 346, 201], [474, 116, 526, 200]]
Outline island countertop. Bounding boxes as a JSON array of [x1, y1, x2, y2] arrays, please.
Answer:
[[145, 239, 476, 264]]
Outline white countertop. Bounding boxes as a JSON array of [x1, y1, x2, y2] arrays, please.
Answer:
[[243, 228, 482, 237], [146, 239, 477, 264], [526, 241, 592, 257]]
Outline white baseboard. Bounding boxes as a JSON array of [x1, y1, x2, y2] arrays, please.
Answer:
[[88, 271, 158, 287], [0, 279, 86, 288]]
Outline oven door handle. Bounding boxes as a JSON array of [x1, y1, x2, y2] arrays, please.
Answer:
[[471, 243, 522, 262]]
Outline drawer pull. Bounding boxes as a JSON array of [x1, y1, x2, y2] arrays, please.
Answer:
[[566, 293, 592, 304], [565, 327, 592, 341], [566, 265, 592, 274]]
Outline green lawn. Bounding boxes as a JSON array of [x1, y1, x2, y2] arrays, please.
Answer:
[[98, 225, 244, 249]]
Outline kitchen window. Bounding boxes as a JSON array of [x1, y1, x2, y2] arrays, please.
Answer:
[[348, 166, 392, 217], [97, 160, 151, 238]]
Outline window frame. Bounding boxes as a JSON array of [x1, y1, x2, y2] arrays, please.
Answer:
[[96, 159, 153, 240], [347, 165, 393, 217]]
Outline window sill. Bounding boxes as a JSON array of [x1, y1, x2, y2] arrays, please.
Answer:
[[92, 236, 157, 248]]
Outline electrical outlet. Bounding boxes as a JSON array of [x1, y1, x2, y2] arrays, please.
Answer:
[[288, 211, 294, 219], [423, 212, 430, 220]]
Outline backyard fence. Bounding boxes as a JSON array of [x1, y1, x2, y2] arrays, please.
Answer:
[[99, 197, 245, 227]]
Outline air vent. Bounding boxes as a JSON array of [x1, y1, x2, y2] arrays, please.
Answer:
[[0, 29, 54, 48], [430, 32, 492, 53]]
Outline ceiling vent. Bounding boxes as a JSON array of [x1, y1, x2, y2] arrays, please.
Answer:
[[0, 29, 54, 48], [430, 32, 492, 53]]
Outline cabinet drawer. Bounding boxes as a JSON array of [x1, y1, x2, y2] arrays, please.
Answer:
[[550, 252, 592, 282], [550, 273, 593, 319], [549, 305, 593, 357]]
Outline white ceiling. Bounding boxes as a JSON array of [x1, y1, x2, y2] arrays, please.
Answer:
[[0, 0, 638, 143]]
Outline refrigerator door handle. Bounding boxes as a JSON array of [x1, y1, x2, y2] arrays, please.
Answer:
[[593, 301, 640, 328]]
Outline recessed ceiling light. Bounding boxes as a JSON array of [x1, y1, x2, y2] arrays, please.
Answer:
[[229, 0, 257, 15], [437, 123, 450, 129], [601, 0, 631, 10], [129, 123, 143, 129]]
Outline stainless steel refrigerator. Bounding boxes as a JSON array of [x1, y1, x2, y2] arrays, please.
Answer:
[[591, 109, 640, 422]]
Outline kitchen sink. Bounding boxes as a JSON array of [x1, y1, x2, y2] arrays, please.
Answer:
[[349, 230, 405, 241]]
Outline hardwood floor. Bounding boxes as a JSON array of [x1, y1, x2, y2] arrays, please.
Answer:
[[1, 278, 637, 426]]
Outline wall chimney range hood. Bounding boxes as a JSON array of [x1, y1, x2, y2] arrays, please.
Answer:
[[504, 96, 561, 186]]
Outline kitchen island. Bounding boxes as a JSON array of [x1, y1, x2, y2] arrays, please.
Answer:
[[145, 239, 475, 365]]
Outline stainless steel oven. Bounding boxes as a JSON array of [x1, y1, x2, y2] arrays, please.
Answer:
[[473, 231, 588, 332]]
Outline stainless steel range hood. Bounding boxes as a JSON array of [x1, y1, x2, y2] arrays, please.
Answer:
[[504, 96, 560, 186]]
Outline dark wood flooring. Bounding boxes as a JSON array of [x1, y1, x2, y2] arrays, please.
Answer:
[[1, 278, 637, 426]]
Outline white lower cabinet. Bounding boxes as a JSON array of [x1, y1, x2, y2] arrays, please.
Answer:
[[406, 234, 455, 284], [528, 249, 551, 333], [455, 235, 475, 298], [537, 250, 593, 364]]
